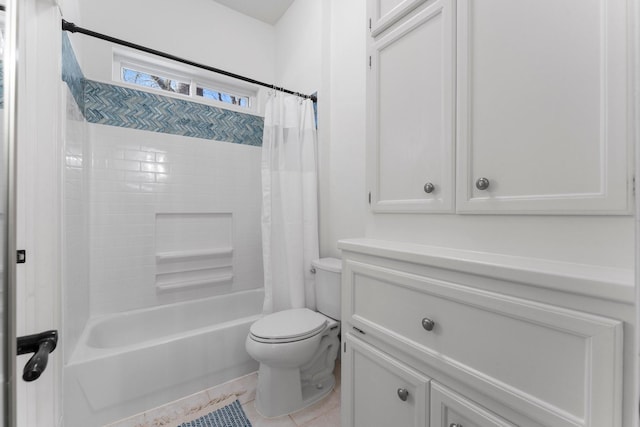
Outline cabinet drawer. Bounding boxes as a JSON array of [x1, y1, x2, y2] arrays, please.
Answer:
[[343, 260, 622, 427], [431, 382, 516, 427], [342, 334, 430, 427]]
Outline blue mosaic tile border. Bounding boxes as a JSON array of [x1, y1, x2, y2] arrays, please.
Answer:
[[61, 32, 264, 146], [61, 33, 85, 111], [84, 80, 264, 146]]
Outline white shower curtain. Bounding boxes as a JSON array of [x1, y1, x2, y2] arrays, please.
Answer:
[[261, 93, 319, 314]]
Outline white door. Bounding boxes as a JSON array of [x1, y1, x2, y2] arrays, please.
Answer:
[[1, 1, 14, 424], [12, 0, 63, 425], [368, 0, 429, 36], [367, 0, 455, 213], [456, 0, 631, 214], [342, 334, 430, 427], [430, 382, 518, 427]]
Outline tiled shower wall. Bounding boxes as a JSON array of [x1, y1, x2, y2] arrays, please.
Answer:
[[62, 34, 264, 322], [88, 124, 263, 315]]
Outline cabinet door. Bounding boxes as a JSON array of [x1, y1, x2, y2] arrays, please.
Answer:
[[456, 0, 631, 214], [431, 382, 517, 427], [368, 0, 429, 37], [342, 334, 430, 427], [367, 0, 455, 213]]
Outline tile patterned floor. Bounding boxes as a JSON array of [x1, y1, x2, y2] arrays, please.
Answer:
[[105, 362, 341, 427]]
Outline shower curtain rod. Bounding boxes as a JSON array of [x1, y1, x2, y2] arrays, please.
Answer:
[[61, 19, 317, 103]]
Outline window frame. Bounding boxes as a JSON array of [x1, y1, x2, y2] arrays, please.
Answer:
[[112, 48, 260, 114]]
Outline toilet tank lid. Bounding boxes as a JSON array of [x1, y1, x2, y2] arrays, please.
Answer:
[[311, 257, 342, 273]]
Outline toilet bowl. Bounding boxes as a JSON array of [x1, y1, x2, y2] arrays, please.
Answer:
[[246, 258, 342, 418]]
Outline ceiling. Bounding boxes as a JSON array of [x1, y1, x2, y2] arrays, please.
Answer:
[[212, 0, 296, 25]]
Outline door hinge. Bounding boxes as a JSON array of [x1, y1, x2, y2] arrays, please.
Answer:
[[16, 249, 26, 264], [368, 192, 371, 204], [343, 341, 346, 353], [633, 176, 636, 194], [369, 18, 372, 30], [369, 56, 372, 69]]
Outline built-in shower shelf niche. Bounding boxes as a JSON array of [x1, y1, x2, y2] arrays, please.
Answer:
[[155, 213, 234, 293]]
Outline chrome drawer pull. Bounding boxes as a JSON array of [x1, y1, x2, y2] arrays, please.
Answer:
[[423, 182, 435, 193], [397, 388, 409, 401], [421, 317, 435, 331], [450, 424, 463, 427]]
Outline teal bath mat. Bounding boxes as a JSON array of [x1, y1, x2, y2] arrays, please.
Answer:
[[178, 399, 252, 427]]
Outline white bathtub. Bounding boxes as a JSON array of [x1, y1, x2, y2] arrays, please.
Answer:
[[64, 289, 264, 427]]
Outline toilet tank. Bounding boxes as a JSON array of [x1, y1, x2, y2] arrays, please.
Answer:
[[312, 258, 342, 320]]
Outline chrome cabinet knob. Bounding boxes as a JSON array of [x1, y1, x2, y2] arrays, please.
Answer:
[[397, 388, 409, 401], [423, 182, 435, 194], [475, 177, 490, 190], [421, 318, 435, 331]]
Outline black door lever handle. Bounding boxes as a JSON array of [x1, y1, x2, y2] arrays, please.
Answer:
[[17, 330, 58, 382]]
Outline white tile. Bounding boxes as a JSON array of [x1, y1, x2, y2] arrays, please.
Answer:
[[143, 390, 212, 426], [289, 390, 340, 426], [206, 372, 258, 405], [125, 150, 156, 162], [84, 123, 264, 316], [124, 171, 156, 183], [241, 402, 297, 427], [141, 162, 169, 173], [108, 159, 141, 171], [297, 406, 341, 427], [103, 413, 146, 427]]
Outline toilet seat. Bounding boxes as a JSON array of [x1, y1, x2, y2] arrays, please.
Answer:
[[249, 308, 328, 343]]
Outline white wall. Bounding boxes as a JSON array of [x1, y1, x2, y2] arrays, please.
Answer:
[[274, 0, 323, 95], [322, 0, 635, 270], [70, 0, 276, 85], [17, 1, 65, 425], [322, 0, 368, 257], [273, 0, 335, 258]]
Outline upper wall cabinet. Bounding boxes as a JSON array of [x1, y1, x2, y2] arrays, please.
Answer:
[[456, 0, 631, 214], [369, 0, 430, 37], [367, 0, 455, 213], [367, 0, 633, 215]]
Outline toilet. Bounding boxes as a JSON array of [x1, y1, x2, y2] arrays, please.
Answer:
[[246, 258, 342, 418]]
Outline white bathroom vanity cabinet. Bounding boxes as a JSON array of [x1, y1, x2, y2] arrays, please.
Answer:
[[339, 238, 633, 427], [366, 0, 633, 214], [352, 0, 636, 424]]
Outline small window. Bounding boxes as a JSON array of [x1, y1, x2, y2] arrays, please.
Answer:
[[196, 86, 250, 108], [114, 49, 258, 113], [122, 67, 190, 95]]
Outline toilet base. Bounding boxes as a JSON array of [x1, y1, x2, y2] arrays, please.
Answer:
[[254, 365, 335, 418], [300, 374, 335, 410]]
